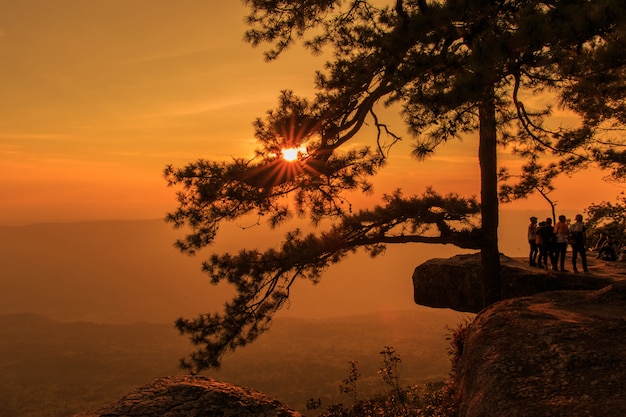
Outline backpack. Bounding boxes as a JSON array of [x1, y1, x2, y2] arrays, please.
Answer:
[[568, 225, 585, 245], [567, 231, 577, 245], [538, 225, 555, 245]]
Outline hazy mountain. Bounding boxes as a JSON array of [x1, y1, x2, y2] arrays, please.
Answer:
[[0, 210, 596, 417], [0, 311, 464, 417], [0, 218, 475, 323], [0, 219, 234, 323]]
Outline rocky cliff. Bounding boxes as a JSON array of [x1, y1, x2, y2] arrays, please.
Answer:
[[414, 253, 626, 416], [454, 282, 626, 416], [412, 253, 615, 313]]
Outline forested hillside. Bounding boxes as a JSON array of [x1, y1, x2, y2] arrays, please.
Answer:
[[0, 310, 466, 417]]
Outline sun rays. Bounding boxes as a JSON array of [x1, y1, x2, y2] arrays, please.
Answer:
[[281, 145, 308, 162]]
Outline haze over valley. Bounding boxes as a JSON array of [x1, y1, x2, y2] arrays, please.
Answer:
[[0, 211, 585, 417], [1, 208, 548, 324], [1, 218, 476, 323]]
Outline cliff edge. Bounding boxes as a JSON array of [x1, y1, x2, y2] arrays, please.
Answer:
[[414, 253, 626, 416], [454, 281, 626, 416]]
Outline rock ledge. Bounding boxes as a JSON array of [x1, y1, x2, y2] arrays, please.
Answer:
[[73, 375, 302, 417], [413, 253, 615, 312], [454, 282, 626, 417]]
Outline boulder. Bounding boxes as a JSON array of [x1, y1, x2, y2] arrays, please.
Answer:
[[453, 282, 626, 417], [73, 375, 302, 417], [412, 253, 614, 312]]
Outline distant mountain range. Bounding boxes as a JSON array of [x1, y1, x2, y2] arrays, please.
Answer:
[[0, 219, 471, 323], [0, 220, 473, 417], [0, 219, 232, 323], [0, 213, 584, 417], [0, 311, 463, 417]]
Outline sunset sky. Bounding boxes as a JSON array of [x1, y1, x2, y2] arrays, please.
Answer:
[[1, 0, 624, 228]]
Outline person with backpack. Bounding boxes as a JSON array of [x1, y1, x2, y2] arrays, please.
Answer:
[[528, 216, 539, 267], [553, 215, 569, 272], [569, 214, 589, 273], [537, 218, 557, 270]]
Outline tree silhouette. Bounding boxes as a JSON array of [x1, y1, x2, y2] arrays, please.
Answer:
[[585, 192, 626, 247], [166, 0, 626, 373]]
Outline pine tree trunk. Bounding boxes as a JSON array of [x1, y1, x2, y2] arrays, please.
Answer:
[[478, 94, 502, 307]]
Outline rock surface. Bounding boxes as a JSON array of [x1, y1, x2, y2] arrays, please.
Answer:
[[413, 253, 626, 416], [454, 282, 626, 417], [73, 375, 302, 417], [412, 253, 616, 312]]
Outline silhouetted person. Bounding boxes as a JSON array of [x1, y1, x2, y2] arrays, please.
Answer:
[[535, 221, 546, 268], [535, 221, 545, 268], [554, 215, 569, 272], [570, 214, 588, 273], [597, 235, 618, 261], [528, 216, 538, 266], [593, 232, 608, 252], [536, 219, 556, 270]]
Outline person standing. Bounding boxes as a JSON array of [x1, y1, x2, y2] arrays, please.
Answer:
[[545, 218, 557, 271], [554, 215, 569, 272], [535, 221, 545, 268], [528, 216, 539, 266], [537, 219, 556, 270], [570, 214, 589, 273]]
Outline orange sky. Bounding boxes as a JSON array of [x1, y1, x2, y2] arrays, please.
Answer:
[[1, 0, 624, 226]]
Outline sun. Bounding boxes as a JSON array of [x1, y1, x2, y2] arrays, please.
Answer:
[[281, 146, 307, 162], [281, 148, 299, 161]]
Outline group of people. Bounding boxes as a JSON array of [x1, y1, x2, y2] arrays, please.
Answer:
[[527, 214, 589, 273]]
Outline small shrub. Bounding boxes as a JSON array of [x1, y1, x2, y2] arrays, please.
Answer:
[[339, 360, 360, 405], [446, 318, 473, 379], [310, 346, 458, 417]]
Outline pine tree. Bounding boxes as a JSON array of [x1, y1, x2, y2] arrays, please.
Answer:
[[165, 0, 626, 373]]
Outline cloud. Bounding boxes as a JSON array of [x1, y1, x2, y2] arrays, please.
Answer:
[[0, 133, 70, 140]]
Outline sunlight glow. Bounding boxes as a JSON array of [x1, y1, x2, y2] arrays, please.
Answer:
[[281, 146, 307, 162]]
